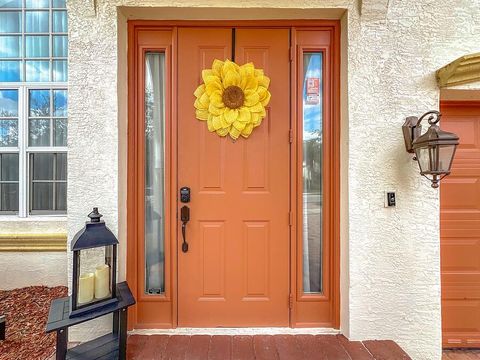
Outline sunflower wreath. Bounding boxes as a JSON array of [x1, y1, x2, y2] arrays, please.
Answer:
[[194, 59, 271, 140]]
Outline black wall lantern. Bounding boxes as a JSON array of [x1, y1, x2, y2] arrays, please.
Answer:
[[403, 110, 459, 188], [70, 208, 119, 317]]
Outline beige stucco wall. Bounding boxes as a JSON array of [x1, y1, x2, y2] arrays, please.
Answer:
[[66, 1, 480, 359], [0, 219, 67, 289]]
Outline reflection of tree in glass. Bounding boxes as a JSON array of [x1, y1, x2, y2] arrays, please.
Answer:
[[144, 87, 155, 190], [303, 129, 322, 194], [0, 118, 18, 147], [30, 92, 51, 146], [0, 108, 16, 117], [30, 92, 50, 117], [54, 119, 67, 146]]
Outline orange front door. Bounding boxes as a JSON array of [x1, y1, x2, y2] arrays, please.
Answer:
[[441, 100, 480, 348], [177, 28, 290, 327]]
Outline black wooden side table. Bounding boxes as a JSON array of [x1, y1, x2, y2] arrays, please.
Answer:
[[0, 315, 5, 340], [46, 281, 135, 360]]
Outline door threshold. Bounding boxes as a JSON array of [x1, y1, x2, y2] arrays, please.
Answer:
[[129, 327, 340, 336]]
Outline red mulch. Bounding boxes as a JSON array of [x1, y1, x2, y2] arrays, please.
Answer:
[[0, 286, 67, 360]]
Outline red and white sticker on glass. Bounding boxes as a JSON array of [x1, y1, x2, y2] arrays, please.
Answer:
[[305, 78, 320, 105]]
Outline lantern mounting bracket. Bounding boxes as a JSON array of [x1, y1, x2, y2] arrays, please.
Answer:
[[402, 110, 442, 154]]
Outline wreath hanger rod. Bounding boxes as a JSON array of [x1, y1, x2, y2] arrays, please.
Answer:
[[231, 28, 236, 62]]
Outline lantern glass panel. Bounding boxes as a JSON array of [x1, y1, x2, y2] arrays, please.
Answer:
[[77, 245, 113, 306], [438, 145, 456, 173], [416, 146, 431, 173]]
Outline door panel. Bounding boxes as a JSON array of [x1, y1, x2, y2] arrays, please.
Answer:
[[177, 28, 290, 327], [441, 101, 480, 348]]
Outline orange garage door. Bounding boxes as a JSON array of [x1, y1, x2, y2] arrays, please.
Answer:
[[441, 100, 480, 348]]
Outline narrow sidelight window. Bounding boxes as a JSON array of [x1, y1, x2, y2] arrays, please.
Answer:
[[144, 52, 166, 295], [302, 53, 323, 293]]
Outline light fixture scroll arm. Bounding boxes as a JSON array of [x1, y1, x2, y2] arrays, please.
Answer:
[[416, 110, 441, 127]]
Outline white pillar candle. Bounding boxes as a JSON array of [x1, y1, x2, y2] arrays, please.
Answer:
[[78, 272, 94, 304], [94, 264, 111, 299]]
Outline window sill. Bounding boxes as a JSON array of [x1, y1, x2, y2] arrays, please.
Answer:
[[0, 215, 67, 222]]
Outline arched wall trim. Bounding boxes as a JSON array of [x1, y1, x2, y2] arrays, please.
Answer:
[[437, 52, 480, 88]]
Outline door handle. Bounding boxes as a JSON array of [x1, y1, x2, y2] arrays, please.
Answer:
[[181, 205, 190, 253]]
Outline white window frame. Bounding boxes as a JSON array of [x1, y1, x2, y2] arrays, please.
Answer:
[[0, 81, 67, 218], [0, 0, 68, 217]]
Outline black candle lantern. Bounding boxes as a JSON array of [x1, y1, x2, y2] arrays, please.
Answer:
[[70, 208, 119, 317]]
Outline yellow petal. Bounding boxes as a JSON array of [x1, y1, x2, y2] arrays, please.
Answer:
[[260, 89, 271, 107], [248, 102, 264, 113], [194, 98, 208, 110], [241, 123, 254, 138], [244, 90, 260, 107], [195, 109, 209, 121], [212, 115, 223, 130], [208, 102, 224, 116], [209, 91, 224, 107], [233, 121, 246, 131], [229, 126, 241, 140], [251, 113, 261, 126], [239, 64, 255, 88], [237, 107, 251, 123], [257, 86, 267, 99], [198, 92, 210, 107], [259, 107, 266, 117], [224, 108, 239, 124], [223, 70, 241, 87], [212, 59, 224, 76], [205, 78, 223, 95], [216, 127, 229, 137], [257, 75, 270, 88], [207, 117, 215, 132], [202, 69, 214, 83], [254, 117, 264, 127], [254, 69, 264, 77], [242, 75, 258, 92], [222, 60, 239, 77], [194, 84, 206, 98], [221, 115, 230, 128]]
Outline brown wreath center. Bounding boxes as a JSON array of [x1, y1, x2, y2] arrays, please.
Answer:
[[222, 85, 245, 109]]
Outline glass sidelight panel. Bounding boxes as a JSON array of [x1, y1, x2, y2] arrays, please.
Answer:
[[144, 52, 166, 295], [302, 53, 323, 293]]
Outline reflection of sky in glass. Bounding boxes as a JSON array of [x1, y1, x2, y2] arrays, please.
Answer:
[[0, 1, 22, 8], [0, 89, 18, 116], [25, 11, 49, 32], [26, 35, 49, 57], [0, 36, 21, 58], [0, 61, 20, 81], [53, 89, 67, 116], [29, 89, 50, 116], [303, 54, 323, 140], [26, 0, 49, 8], [26, 60, 49, 81], [0, 6, 68, 82], [52, 60, 67, 81], [52, 11, 67, 33], [0, 11, 21, 33]]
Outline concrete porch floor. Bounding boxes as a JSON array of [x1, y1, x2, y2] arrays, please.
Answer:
[[126, 334, 412, 359]]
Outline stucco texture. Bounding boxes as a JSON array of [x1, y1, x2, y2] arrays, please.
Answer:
[[0, 219, 67, 289], [66, 0, 480, 359]]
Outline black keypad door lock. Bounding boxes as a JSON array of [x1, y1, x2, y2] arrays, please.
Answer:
[[180, 187, 190, 203]]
